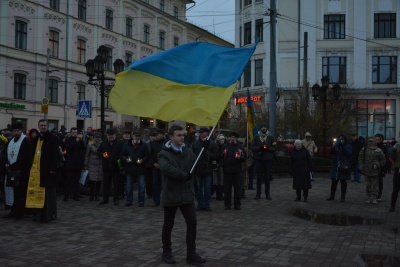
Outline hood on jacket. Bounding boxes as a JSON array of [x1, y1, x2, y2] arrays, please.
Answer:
[[27, 128, 39, 141], [335, 133, 348, 146]]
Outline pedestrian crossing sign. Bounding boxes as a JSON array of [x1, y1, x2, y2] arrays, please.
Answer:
[[78, 100, 91, 118]]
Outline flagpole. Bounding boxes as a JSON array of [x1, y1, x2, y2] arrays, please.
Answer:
[[189, 125, 216, 174]]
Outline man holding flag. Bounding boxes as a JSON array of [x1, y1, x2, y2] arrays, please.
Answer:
[[110, 41, 257, 264]]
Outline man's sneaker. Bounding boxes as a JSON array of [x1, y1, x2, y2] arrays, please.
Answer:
[[377, 198, 382, 202], [162, 252, 176, 264], [365, 199, 371, 204], [186, 252, 206, 265], [372, 199, 378, 204]]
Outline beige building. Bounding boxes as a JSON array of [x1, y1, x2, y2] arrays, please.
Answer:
[[234, 0, 400, 139], [0, 0, 232, 132]]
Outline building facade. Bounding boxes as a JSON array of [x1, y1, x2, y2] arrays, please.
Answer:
[[234, 0, 400, 140], [0, 0, 232, 132]]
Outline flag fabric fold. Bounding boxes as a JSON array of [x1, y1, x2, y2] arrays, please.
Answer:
[[247, 88, 259, 139], [110, 42, 257, 126]]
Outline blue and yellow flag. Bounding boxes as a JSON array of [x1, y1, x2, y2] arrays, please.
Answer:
[[247, 89, 259, 139], [110, 42, 256, 126]]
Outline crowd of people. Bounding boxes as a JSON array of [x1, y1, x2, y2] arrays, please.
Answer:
[[1, 121, 400, 264]]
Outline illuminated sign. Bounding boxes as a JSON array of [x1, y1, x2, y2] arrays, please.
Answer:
[[236, 95, 262, 104], [0, 102, 26, 110]]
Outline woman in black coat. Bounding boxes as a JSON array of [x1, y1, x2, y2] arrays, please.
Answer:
[[290, 140, 313, 202]]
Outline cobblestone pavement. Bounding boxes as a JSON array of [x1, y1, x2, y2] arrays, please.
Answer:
[[0, 174, 399, 267]]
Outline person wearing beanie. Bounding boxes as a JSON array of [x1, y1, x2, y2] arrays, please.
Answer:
[[358, 137, 386, 204], [251, 123, 277, 200], [2, 123, 31, 219], [301, 132, 317, 181]]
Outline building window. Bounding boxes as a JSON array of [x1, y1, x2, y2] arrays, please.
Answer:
[[374, 13, 396, 38], [255, 59, 263, 85], [106, 9, 113, 30], [255, 19, 263, 42], [143, 0, 149, 3], [105, 47, 113, 71], [14, 73, 26, 100], [77, 84, 85, 104], [50, 0, 60, 11], [125, 53, 132, 67], [173, 36, 179, 47], [243, 62, 251, 87], [15, 20, 27, 50], [49, 30, 59, 58], [48, 79, 58, 103], [126, 18, 132, 37], [173, 6, 178, 18], [159, 31, 165, 49], [372, 56, 397, 84], [77, 39, 86, 64], [144, 25, 150, 44], [160, 0, 165, 11], [78, 0, 87, 21], [322, 57, 346, 84], [324, 14, 345, 39], [244, 22, 251, 45], [244, 0, 252, 6]]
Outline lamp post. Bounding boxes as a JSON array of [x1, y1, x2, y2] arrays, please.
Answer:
[[85, 45, 124, 135], [312, 76, 341, 157]]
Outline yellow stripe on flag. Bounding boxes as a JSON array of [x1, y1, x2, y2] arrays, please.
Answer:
[[110, 70, 237, 126]]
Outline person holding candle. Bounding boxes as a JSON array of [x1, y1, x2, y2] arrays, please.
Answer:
[[120, 131, 149, 207], [97, 128, 123, 205]]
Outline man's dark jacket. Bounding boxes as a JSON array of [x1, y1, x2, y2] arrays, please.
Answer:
[[120, 140, 149, 176], [251, 134, 277, 161], [220, 141, 247, 173], [191, 139, 218, 175], [97, 139, 123, 172], [65, 136, 86, 171]]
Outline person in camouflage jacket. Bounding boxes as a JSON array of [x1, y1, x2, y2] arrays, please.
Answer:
[[358, 137, 386, 204]]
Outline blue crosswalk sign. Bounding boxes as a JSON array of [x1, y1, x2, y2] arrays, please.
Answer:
[[78, 100, 91, 118]]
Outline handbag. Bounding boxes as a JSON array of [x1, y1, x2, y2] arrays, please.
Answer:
[[79, 170, 89, 186], [338, 160, 350, 173], [6, 170, 21, 187]]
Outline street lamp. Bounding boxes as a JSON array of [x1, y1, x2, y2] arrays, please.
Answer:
[[85, 46, 124, 135], [312, 76, 341, 157]]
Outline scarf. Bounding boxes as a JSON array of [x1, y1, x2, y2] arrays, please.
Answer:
[[7, 134, 25, 164]]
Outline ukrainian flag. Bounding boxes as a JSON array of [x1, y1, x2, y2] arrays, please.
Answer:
[[247, 88, 259, 139], [110, 42, 256, 126]]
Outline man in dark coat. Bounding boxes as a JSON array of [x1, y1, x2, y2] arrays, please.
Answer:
[[64, 127, 86, 201], [2, 123, 31, 219], [120, 131, 149, 207], [97, 128, 123, 205], [220, 131, 247, 210], [350, 134, 363, 183], [157, 125, 208, 265], [251, 123, 277, 200], [26, 119, 60, 222], [191, 127, 219, 211], [149, 128, 166, 206]]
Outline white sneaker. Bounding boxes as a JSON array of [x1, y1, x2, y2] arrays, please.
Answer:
[[365, 199, 371, 204], [377, 198, 382, 202], [372, 199, 378, 204]]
